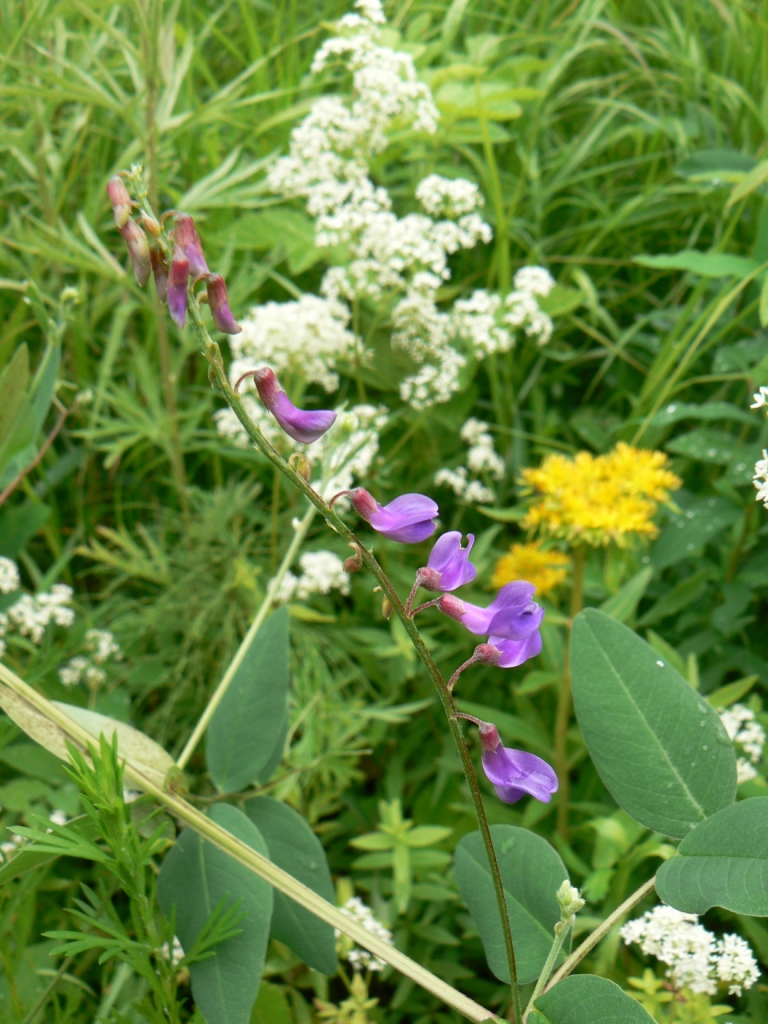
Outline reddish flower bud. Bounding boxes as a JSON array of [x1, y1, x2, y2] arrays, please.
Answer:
[[150, 249, 169, 303], [474, 643, 501, 666], [349, 488, 439, 544], [107, 176, 132, 229], [206, 274, 241, 335], [167, 251, 190, 328], [477, 720, 502, 754], [140, 213, 161, 238], [119, 219, 151, 287], [173, 213, 209, 276]]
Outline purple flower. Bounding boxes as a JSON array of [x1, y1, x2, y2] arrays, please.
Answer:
[[438, 581, 543, 640], [478, 722, 558, 804], [488, 630, 543, 668], [417, 532, 476, 592], [206, 274, 241, 335], [119, 219, 151, 287], [167, 251, 190, 328], [174, 213, 209, 277], [253, 367, 336, 444], [150, 249, 169, 302], [350, 489, 439, 544]]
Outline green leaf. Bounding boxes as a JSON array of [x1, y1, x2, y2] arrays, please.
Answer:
[[531, 975, 655, 1023], [655, 797, 768, 916], [207, 609, 290, 793], [599, 567, 652, 623], [157, 803, 273, 1024], [570, 610, 737, 838], [706, 676, 757, 709], [760, 274, 768, 327], [727, 159, 768, 207], [30, 339, 61, 434], [633, 251, 759, 278], [538, 285, 583, 317], [52, 702, 175, 790], [250, 981, 293, 1024], [454, 825, 568, 984], [0, 502, 51, 558], [649, 400, 754, 427], [244, 796, 337, 975], [677, 148, 758, 183], [651, 493, 741, 572]]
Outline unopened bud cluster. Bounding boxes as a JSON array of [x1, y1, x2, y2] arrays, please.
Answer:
[[106, 174, 240, 336]]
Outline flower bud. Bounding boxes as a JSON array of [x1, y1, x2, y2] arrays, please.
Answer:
[[556, 880, 585, 921], [106, 176, 132, 228], [150, 248, 169, 303], [437, 593, 465, 622], [343, 543, 364, 574], [476, 720, 502, 754], [173, 213, 209, 276], [382, 596, 392, 620], [206, 274, 241, 335], [288, 451, 312, 481], [140, 213, 161, 238], [414, 566, 442, 591], [119, 219, 151, 287], [167, 251, 190, 328]]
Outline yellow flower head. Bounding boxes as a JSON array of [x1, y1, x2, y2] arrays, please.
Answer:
[[491, 541, 570, 597], [520, 442, 681, 548]]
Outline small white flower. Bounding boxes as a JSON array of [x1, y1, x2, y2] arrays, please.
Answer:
[[749, 385, 768, 409], [337, 896, 393, 971], [0, 557, 20, 595], [719, 704, 765, 782]]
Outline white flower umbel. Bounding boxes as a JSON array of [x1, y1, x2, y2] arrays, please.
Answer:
[[0, 584, 74, 646], [513, 266, 556, 297], [0, 557, 20, 595], [749, 385, 768, 409], [337, 896, 393, 971], [435, 419, 503, 505], [416, 174, 484, 217], [719, 703, 765, 783], [274, 551, 351, 604], [621, 905, 760, 997], [60, 629, 122, 689], [753, 449, 768, 510], [230, 294, 360, 394]]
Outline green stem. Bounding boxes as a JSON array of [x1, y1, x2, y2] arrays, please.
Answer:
[[544, 876, 657, 992], [176, 500, 317, 770], [523, 922, 571, 1021], [554, 543, 586, 838], [0, 662, 501, 1024], [189, 298, 522, 1022]]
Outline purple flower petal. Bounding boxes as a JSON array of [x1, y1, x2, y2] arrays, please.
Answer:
[[482, 746, 558, 804], [423, 532, 476, 591], [488, 630, 543, 668], [207, 274, 241, 335], [174, 213, 209, 277], [440, 580, 542, 639], [253, 367, 336, 444], [167, 252, 190, 328], [365, 493, 439, 544]]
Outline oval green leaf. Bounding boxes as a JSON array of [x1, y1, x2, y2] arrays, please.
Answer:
[[531, 975, 655, 1023], [157, 803, 273, 1024], [655, 797, 768, 916], [454, 824, 568, 984], [244, 796, 337, 974], [570, 610, 736, 838], [207, 609, 289, 793]]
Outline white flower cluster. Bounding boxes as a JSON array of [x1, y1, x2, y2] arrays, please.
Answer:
[[337, 895, 393, 972], [621, 904, 760, 996], [229, 294, 359, 395], [0, 568, 75, 656], [750, 388, 768, 510], [753, 449, 768, 510], [59, 629, 123, 689], [719, 703, 765, 783], [435, 418, 504, 505], [275, 551, 351, 604], [312, 403, 388, 498], [161, 935, 185, 967], [449, 267, 555, 357], [0, 557, 20, 595]]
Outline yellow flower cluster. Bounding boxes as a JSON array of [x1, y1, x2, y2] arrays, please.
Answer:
[[492, 541, 570, 597], [520, 442, 681, 547]]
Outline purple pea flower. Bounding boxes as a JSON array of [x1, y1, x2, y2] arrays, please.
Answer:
[[416, 532, 476, 592], [488, 630, 543, 668], [478, 721, 558, 804], [206, 274, 241, 335], [174, 213, 209, 277], [150, 249, 169, 303], [349, 488, 439, 544], [167, 251, 190, 328], [252, 367, 336, 444], [438, 580, 543, 641], [118, 219, 151, 287]]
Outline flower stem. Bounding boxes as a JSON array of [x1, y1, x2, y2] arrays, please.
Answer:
[[555, 542, 586, 838], [544, 876, 657, 993], [176, 500, 317, 770], [188, 296, 522, 1023], [523, 922, 571, 1021]]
